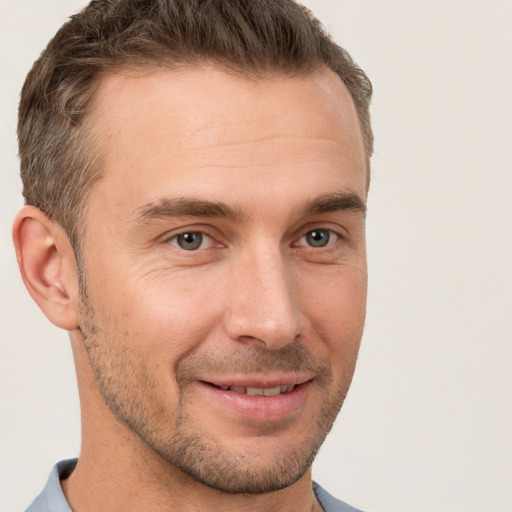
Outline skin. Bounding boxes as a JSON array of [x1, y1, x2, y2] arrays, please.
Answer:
[[14, 65, 368, 511]]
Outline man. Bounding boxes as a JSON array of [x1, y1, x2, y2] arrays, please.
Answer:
[[13, 0, 373, 510]]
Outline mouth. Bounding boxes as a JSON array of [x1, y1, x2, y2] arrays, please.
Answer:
[[212, 384, 296, 396], [198, 378, 312, 422]]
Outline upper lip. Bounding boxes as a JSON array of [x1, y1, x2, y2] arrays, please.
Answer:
[[200, 372, 315, 389]]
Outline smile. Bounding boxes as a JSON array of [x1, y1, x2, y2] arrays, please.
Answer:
[[199, 378, 312, 422], [217, 385, 295, 396]]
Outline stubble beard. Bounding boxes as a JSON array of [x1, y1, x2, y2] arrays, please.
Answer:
[[79, 295, 357, 495]]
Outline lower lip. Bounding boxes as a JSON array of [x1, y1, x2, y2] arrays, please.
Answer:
[[198, 381, 311, 422]]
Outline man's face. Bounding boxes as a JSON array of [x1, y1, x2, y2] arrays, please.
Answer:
[[78, 65, 367, 493]]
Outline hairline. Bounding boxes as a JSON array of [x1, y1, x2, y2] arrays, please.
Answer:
[[72, 60, 371, 260]]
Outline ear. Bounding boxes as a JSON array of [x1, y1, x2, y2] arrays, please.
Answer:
[[12, 205, 81, 330]]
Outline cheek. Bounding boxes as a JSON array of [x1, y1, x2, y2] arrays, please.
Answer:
[[300, 266, 367, 351], [99, 270, 225, 359], [304, 261, 367, 310]]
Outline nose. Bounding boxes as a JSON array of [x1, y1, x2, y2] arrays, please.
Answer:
[[224, 245, 310, 350]]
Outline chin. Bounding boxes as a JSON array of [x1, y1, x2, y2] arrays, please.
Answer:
[[142, 410, 335, 495]]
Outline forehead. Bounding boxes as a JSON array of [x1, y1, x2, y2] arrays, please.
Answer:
[[87, 65, 366, 209]]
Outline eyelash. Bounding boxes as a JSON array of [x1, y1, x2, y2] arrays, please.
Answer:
[[166, 231, 216, 251], [165, 227, 343, 252], [295, 228, 340, 249]]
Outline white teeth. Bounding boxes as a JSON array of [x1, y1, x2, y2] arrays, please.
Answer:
[[219, 385, 295, 395], [262, 386, 282, 396], [247, 387, 264, 396]]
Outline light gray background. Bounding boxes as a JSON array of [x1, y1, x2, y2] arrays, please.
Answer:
[[1, 1, 511, 511]]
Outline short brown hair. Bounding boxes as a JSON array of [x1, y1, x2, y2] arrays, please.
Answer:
[[18, 0, 373, 249]]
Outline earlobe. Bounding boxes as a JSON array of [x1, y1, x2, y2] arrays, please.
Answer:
[[12, 206, 80, 330]]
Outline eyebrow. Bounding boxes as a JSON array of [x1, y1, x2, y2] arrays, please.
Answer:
[[303, 192, 367, 217], [133, 191, 366, 226], [133, 198, 244, 224]]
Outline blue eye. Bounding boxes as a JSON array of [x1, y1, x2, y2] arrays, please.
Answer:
[[300, 229, 338, 248], [170, 232, 212, 251]]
